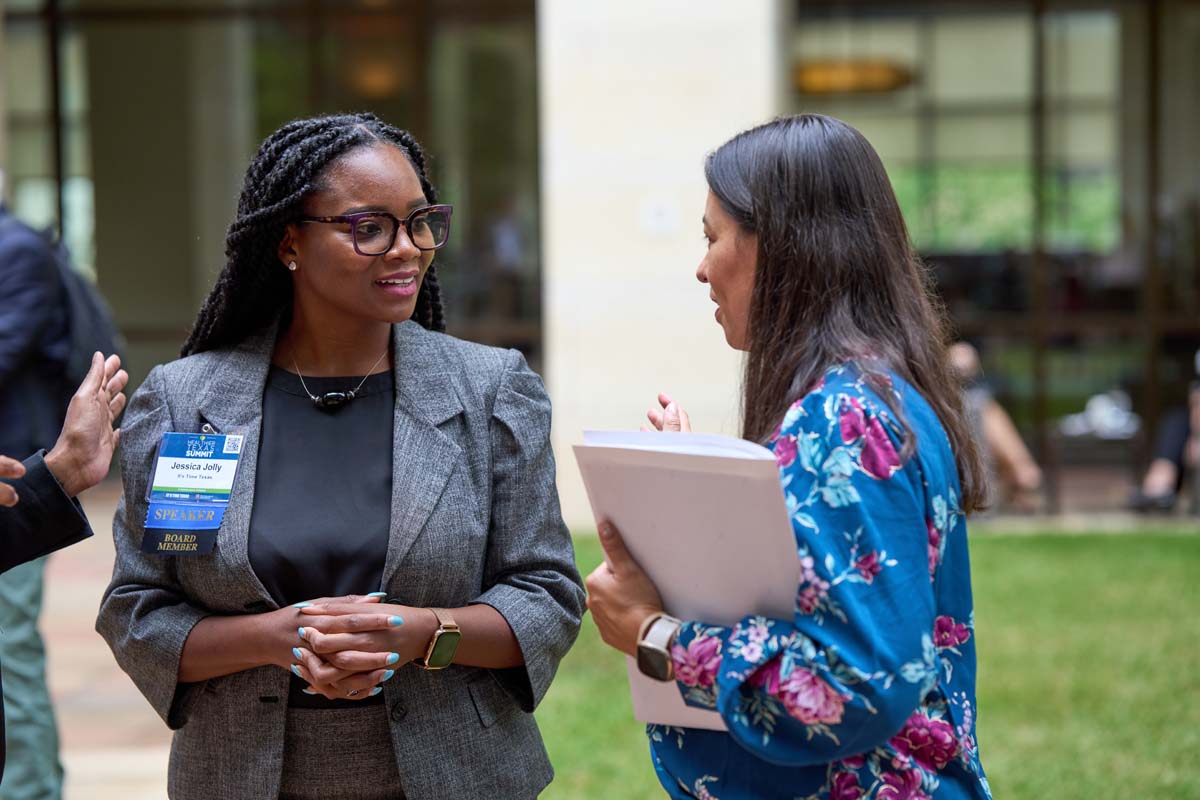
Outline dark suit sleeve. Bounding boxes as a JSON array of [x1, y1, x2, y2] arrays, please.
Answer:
[[471, 349, 585, 711], [0, 451, 93, 575], [0, 225, 58, 385]]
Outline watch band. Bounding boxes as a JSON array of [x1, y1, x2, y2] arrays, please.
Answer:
[[641, 614, 681, 650], [429, 607, 459, 632], [420, 608, 461, 670], [636, 613, 682, 682]]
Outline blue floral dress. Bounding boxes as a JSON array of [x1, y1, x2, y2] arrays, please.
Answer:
[[649, 364, 992, 800]]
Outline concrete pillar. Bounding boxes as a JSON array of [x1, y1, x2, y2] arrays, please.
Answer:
[[538, 0, 786, 529]]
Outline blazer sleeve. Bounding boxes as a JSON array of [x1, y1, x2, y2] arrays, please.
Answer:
[[470, 349, 585, 711], [0, 451, 92, 575], [95, 365, 212, 729]]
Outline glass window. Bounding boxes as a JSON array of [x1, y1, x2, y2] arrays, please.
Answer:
[[4, 2, 540, 376]]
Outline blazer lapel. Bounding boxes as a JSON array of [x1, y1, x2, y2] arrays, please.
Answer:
[[195, 322, 278, 607], [381, 322, 464, 588]]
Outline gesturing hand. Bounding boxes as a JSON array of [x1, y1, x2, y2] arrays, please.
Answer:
[[642, 392, 692, 433], [0, 456, 26, 507], [585, 522, 664, 657], [45, 352, 128, 497]]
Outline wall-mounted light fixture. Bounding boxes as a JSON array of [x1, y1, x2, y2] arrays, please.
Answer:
[[793, 59, 916, 94]]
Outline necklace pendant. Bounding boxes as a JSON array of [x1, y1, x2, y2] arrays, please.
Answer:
[[315, 391, 350, 410]]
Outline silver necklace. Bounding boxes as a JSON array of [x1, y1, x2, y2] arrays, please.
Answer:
[[291, 348, 389, 410]]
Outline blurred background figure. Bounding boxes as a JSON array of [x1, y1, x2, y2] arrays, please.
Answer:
[[950, 342, 1043, 511], [1129, 349, 1200, 512], [0, 169, 71, 800]]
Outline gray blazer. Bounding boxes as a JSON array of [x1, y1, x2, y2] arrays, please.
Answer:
[[95, 321, 585, 800]]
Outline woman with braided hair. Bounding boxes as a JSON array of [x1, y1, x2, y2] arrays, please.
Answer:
[[96, 113, 584, 799]]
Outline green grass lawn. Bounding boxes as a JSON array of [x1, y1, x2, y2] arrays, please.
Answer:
[[536, 532, 1200, 799]]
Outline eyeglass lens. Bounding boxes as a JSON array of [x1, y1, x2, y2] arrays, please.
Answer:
[[353, 209, 450, 254]]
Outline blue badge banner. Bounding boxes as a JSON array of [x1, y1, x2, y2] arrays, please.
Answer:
[[144, 502, 228, 530]]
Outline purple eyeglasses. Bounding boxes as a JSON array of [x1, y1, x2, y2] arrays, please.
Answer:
[[297, 204, 454, 256]]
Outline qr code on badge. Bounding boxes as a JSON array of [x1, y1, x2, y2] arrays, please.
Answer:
[[223, 435, 244, 454]]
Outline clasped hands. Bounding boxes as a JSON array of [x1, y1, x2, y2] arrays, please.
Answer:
[[280, 595, 436, 701]]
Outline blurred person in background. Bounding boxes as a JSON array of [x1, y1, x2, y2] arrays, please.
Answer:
[[1128, 348, 1200, 512], [587, 115, 992, 799], [0, 170, 77, 800], [96, 113, 583, 800], [0, 351, 127, 783], [948, 342, 1042, 511]]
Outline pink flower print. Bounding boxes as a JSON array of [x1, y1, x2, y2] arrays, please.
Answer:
[[854, 551, 882, 584], [877, 769, 930, 800], [934, 616, 971, 649], [796, 556, 830, 614], [926, 519, 941, 577], [798, 585, 825, 614], [861, 414, 901, 479], [839, 754, 867, 770], [839, 397, 866, 443], [746, 623, 769, 644], [737, 641, 764, 662], [889, 712, 959, 772], [776, 668, 847, 726], [775, 435, 799, 469], [747, 659, 781, 693], [672, 635, 722, 689], [830, 771, 865, 800]]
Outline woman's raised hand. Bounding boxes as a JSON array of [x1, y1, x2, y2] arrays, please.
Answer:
[[643, 392, 692, 433]]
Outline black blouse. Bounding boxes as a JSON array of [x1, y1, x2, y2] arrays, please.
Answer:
[[248, 365, 394, 708]]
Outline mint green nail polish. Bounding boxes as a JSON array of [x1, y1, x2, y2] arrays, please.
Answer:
[[388, 616, 404, 626], [297, 627, 306, 639], [382, 669, 395, 681], [386, 652, 400, 665], [367, 592, 387, 598], [290, 665, 302, 677], [292, 601, 312, 608], [369, 687, 382, 697], [292, 647, 302, 660]]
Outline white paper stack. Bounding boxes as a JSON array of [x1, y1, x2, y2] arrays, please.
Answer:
[[574, 430, 800, 731]]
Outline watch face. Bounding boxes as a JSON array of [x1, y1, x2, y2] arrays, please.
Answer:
[[637, 644, 673, 682], [427, 629, 462, 668]]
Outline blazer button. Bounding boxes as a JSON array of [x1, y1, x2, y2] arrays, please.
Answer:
[[390, 701, 407, 722]]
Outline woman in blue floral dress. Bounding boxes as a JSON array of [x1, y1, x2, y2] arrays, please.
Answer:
[[586, 115, 993, 800]]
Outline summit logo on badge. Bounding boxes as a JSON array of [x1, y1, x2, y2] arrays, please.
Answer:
[[185, 436, 218, 458]]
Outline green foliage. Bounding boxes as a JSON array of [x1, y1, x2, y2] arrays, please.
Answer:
[[537, 533, 1200, 799], [886, 164, 1119, 253]]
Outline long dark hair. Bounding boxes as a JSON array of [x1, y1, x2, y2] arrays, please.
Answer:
[[181, 112, 446, 357], [706, 115, 987, 512]]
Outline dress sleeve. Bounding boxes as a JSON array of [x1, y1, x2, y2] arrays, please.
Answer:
[[671, 382, 940, 766], [94, 366, 213, 729], [470, 349, 585, 711]]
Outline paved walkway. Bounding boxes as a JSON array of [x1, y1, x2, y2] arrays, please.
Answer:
[[44, 479, 169, 799]]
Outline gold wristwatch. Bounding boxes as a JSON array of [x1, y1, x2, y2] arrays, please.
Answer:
[[420, 607, 461, 670]]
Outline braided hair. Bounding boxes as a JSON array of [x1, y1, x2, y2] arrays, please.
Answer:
[[181, 112, 446, 357]]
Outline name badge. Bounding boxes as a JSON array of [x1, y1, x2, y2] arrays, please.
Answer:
[[141, 431, 244, 555]]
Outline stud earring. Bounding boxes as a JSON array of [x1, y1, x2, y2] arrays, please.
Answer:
[[288, 261, 298, 272]]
